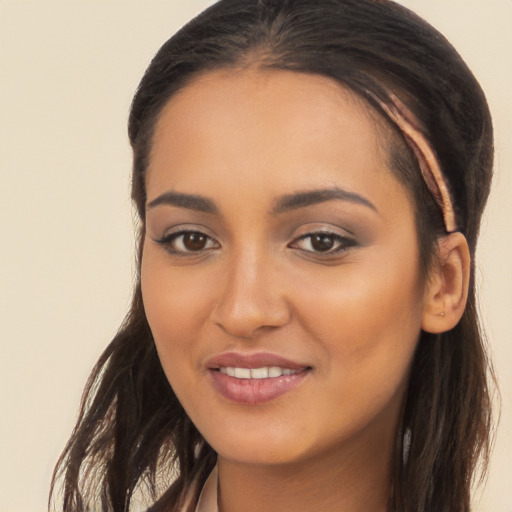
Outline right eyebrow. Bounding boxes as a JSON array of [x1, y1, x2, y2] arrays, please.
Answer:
[[146, 191, 219, 214], [271, 187, 378, 215]]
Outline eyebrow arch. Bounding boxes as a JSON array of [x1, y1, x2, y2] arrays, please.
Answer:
[[147, 191, 219, 214], [271, 187, 378, 214]]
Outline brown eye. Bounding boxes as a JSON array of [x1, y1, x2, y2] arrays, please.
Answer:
[[182, 232, 208, 251], [290, 231, 356, 255], [310, 234, 336, 252], [156, 230, 219, 255]]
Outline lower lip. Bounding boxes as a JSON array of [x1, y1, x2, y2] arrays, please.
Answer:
[[208, 369, 310, 405]]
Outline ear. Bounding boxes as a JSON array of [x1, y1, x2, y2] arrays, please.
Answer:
[[421, 232, 471, 334]]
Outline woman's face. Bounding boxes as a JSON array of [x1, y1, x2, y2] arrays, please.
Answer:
[[141, 69, 428, 467]]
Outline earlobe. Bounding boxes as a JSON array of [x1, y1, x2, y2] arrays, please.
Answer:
[[421, 232, 471, 334]]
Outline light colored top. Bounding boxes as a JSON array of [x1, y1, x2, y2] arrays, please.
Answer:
[[195, 465, 219, 512]]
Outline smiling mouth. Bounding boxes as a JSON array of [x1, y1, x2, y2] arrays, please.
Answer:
[[207, 355, 311, 404]]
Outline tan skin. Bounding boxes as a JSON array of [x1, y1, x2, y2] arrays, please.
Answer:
[[141, 68, 470, 512]]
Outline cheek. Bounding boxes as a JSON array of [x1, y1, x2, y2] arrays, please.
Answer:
[[291, 248, 424, 398], [140, 243, 216, 378], [141, 250, 236, 434]]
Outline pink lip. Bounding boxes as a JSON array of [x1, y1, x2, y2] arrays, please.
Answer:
[[206, 352, 311, 405], [206, 352, 307, 370]]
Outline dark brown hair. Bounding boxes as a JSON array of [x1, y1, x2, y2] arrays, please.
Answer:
[[50, 1, 495, 511]]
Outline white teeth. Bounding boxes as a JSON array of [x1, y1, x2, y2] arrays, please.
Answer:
[[218, 366, 300, 379], [268, 366, 283, 377], [250, 367, 269, 379], [234, 367, 251, 379]]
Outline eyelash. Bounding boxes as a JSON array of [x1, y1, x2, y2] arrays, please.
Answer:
[[155, 230, 356, 257], [155, 230, 219, 255], [289, 232, 356, 255]]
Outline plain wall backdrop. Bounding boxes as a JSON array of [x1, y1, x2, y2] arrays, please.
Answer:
[[0, 1, 510, 511]]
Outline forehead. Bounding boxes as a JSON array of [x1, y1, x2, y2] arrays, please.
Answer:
[[152, 68, 386, 144], [146, 68, 400, 208]]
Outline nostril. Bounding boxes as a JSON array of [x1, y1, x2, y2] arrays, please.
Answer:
[[214, 319, 265, 340]]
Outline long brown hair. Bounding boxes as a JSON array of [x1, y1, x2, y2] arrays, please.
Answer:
[[50, 1, 495, 511]]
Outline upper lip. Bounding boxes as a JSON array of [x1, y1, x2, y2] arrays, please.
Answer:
[[206, 352, 309, 370]]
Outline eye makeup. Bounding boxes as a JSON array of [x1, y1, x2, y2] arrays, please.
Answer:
[[155, 229, 220, 256]]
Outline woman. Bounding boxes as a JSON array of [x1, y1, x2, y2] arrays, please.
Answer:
[[50, 1, 495, 511]]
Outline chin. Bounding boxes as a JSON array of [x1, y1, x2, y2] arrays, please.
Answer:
[[216, 443, 307, 466], [202, 425, 313, 466]]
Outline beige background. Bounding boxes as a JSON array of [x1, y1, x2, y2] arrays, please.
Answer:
[[0, 1, 510, 511]]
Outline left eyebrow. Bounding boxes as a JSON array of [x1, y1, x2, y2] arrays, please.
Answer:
[[146, 191, 219, 214], [271, 187, 378, 215]]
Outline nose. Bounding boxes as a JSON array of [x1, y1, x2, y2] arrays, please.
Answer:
[[211, 249, 291, 339]]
